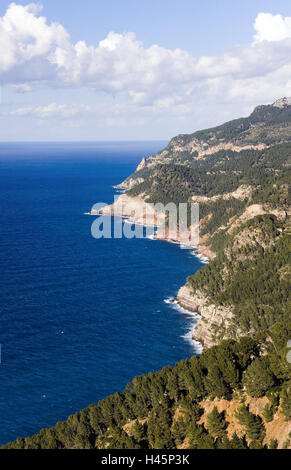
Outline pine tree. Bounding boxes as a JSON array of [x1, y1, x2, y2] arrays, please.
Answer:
[[235, 405, 251, 426], [131, 420, 145, 442], [235, 405, 265, 441], [281, 387, 291, 420], [249, 439, 264, 449], [206, 406, 227, 438], [243, 357, 276, 397], [246, 414, 265, 441], [189, 424, 216, 449], [266, 391, 279, 407], [268, 438, 278, 449], [230, 432, 248, 449], [172, 417, 186, 446], [263, 404, 275, 423]]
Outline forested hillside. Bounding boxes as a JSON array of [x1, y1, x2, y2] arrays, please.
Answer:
[[188, 215, 290, 342], [3, 322, 291, 449], [124, 101, 291, 348], [3, 99, 290, 450], [120, 98, 291, 189]]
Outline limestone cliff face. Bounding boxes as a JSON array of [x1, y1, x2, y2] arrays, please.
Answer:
[[227, 204, 289, 234], [116, 98, 291, 190], [168, 140, 267, 160], [115, 176, 145, 190], [191, 184, 254, 204], [91, 194, 203, 246], [136, 158, 147, 171], [121, 142, 268, 182], [154, 226, 199, 248], [176, 285, 202, 313], [116, 157, 147, 189], [176, 284, 235, 349], [90, 193, 165, 227], [272, 97, 291, 108]]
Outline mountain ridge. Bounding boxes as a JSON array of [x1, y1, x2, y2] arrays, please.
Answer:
[[3, 98, 290, 450], [118, 98, 291, 190]]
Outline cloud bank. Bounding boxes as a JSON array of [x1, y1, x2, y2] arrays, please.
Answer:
[[1, 4, 291, 119], [10, 102, 90, 118]]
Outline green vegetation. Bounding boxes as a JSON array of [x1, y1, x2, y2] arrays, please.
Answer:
[[235, 405, 265, 442], [128, 144, 291, 203], [123, 102, 291, 188], [243, 357, 276, 397], [4, 100, 290, 450], [281, 388, 291, 420], [127, 142, 290, 238], [170, 103, 291, 148], [3, 322, 291, 449], [268, 438, 278, 449], [188, 215, 291, 339], [262, 404, 275, 423], [206, 406, 227, 438]]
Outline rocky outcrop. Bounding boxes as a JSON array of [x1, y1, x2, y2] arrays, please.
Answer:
[[169, 140, 268, 160], [176, 285, 202, 313], [191, 185, 254, 203], [228, 204, 289, 234], [116, 156, 148, 189], [115, 176, 145, 190], [126, 142, 268, 177], [199, 395, 291, 449], [89, 193, 166, 227], [136, 158, 147, 171], [197, 241, 216, 261], [272, 97, 291, 108], [90, 194, 202, 247], [176, 285, 235, 349], [116, 98, 291, 190], [154, 225, 199, 248]]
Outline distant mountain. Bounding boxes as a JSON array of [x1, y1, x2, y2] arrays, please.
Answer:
[[120, 99, 291, 349], [4, 99, 290, 450], [119, 98, 291, 190]]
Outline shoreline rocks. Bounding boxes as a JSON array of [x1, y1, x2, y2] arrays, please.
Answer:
[[86, 194, 225, 351], [176, 284, 235, 349], [88, 193, 166, 227]]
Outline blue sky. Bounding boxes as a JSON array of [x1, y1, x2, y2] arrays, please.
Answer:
[[0, 1, 291, 141]]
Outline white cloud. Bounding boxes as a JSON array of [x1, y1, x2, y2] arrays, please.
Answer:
[[10, 102, 91, 118], [254, 12, 291, 42], [1, 3, 291, 115], [0, 2, 69, 73]]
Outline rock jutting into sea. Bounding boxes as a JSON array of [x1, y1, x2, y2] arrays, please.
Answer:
[[175, 284, 235, 349], [86, 192, 224, 350]]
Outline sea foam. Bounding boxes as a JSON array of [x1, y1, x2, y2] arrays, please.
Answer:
[[164, 297, 202, 353]]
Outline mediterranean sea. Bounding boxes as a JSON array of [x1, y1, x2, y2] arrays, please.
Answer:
[[0, 142, 203, 445]]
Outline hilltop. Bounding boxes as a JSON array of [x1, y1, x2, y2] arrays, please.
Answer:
[[119, 97, 291, 190], [110, 98, 291, 349]]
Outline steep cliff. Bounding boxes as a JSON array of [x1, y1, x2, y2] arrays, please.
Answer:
[[107, 100, 291, 352], [176, 285, 235, 349], [5, 99, 291, 450], [119, 98, 291, 189]]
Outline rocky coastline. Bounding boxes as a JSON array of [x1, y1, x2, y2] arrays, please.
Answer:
[[174, 285, 235, 349], [86, 192, 223, 351]]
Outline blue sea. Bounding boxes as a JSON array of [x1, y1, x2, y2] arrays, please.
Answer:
[[0, 142, 204, 446]]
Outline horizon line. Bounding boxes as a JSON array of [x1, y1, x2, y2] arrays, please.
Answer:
[[0, 139, 169, 144]]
